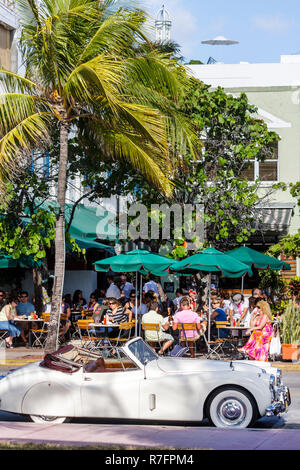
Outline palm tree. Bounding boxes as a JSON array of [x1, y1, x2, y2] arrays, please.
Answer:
[[0, 0, 194, 353]]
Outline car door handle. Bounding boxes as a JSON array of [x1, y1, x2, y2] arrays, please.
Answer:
[[84, 377, 92, 381]]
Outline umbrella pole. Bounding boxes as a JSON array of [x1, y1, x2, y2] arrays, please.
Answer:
[[241, 275, 244, 296], [140, 274, 143, 336], [208, 273, 212, 342], [135, 272, 138, 337]]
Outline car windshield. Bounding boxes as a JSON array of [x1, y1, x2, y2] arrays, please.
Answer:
[[128, 339, 158, 366]]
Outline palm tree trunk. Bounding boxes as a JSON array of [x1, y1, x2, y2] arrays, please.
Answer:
[[44, 120, 69, 353]]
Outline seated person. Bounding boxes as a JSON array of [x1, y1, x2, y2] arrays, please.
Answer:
[[95, 298, 132, 338], [92, 299, 109, 324], [172, 296, 204, 358], [142, 301, 174, 355], [210, 297, 229, 339], [16, 291, 35, 345], [17, 291, 35, 318], [238, 300, 273, 361]]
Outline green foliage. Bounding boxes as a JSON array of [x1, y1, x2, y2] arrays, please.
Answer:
[[288, 276, 300, 296], [279, 301, 300, 344], [258, 268, 287, 295], [0, 178, 56, 261], [126, 77, 279, 250], [267, 183, 300, 259]]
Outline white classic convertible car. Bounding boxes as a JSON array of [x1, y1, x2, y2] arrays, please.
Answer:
[[0, 337, 291, 428]]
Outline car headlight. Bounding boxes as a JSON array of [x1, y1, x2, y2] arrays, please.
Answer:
[[276, 368, 282, 387]]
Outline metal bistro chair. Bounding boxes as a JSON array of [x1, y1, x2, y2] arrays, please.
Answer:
[[142, 323, 162, 352], [0, 328, 9, 348], [30, 313, 50, 348], [214, 321, 238, 358], [77, 318, 100, 349], [177, 323, 199, 358], [110, 322, 134, 350], [203, 321, 233, 360]]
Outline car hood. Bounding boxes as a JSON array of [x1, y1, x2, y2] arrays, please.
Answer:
[[156, 357, 271, 375]]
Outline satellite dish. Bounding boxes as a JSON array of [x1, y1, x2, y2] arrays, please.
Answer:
[[201, 35, 239, 46]]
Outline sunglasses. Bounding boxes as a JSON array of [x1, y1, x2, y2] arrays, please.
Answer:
[[20, 295, 28, 298]]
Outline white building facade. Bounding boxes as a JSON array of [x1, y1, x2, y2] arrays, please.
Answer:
[[189, 55, 300, 275]]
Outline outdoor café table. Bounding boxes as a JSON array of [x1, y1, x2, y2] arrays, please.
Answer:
[[13, 317, 45, 347], [89, 322, 120, 356], [223, 325, 249, 348]]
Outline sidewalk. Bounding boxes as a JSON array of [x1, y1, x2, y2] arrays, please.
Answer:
[[0, 421, 299, 449], [0, 346, 299, 371]]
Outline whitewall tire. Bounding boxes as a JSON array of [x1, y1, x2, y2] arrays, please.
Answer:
[[206, 386, 258, 428], [29, 415, 68, 424]]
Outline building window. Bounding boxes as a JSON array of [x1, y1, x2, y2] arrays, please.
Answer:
[[240, 142, 278, 182]]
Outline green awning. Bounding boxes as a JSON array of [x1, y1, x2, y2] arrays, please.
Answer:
[[0, 254, 44, 269], [68, 232, 114, 252], [34, 201, 117, 241]]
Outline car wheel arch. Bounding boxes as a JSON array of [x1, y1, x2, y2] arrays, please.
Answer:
[[203, 384, 260, 421], [21, 381, 75, 417]]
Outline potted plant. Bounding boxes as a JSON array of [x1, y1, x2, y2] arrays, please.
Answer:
[[279, 301, 300, 361]]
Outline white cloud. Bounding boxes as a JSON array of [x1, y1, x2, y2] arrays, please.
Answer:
[[252, 14, 293, 34]]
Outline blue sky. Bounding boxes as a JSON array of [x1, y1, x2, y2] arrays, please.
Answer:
[[139, 0, 300, 64]]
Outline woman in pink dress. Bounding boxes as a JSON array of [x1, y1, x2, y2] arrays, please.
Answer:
[[238, 300, 273, 361]]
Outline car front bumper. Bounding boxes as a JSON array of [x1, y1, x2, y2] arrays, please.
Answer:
[[265, 385, 291, 416]]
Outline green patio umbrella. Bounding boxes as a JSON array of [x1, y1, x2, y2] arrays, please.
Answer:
[[226, 246, 291, 271], [94, 249, 175, 335], [226, 246, 291, 295], [170, 248, 253, 277], [94, 249, 175, 275], [170, 248, 253, 341]]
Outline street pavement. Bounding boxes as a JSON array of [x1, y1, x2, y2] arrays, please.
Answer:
[[0, 345, 299, 450]]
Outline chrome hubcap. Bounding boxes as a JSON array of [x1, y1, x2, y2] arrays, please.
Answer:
[[217, 397, 246, 426]]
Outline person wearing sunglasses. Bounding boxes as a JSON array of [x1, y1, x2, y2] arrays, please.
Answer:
[[125, 291, 148, 316], [16, 291, 35, 318]]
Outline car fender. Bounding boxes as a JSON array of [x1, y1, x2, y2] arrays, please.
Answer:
[[199, 372, 271, 418], [21, 381, 76, 417]]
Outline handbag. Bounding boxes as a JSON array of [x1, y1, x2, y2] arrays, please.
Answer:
[[169, 324, 189, 357], [269, 333, 281, 356]]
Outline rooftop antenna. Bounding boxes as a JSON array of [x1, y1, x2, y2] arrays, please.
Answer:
[[155, 4, 172, 43]]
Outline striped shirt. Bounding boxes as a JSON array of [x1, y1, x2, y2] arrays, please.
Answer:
[[107, 307, 128, 324]]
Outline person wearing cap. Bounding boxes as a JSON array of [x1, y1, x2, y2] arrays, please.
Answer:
[[229, 293, 249, 327]]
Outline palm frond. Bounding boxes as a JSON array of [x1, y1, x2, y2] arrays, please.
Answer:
[[0, 93, 46, 134], [78, 8, 147, 63], [0, 68, 40, 94], [0, 112, 52, 176]]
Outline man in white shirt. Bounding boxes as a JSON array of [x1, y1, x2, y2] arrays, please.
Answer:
[[142, 301, 173, 355], [106, 276, 121, 299]]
